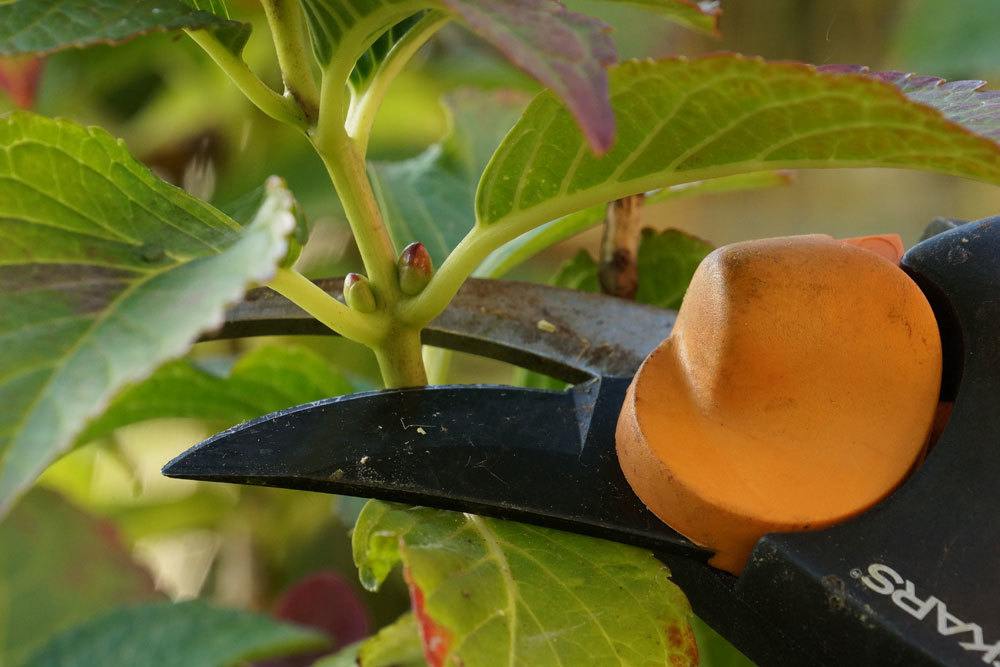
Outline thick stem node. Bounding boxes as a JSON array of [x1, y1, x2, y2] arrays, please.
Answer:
[[374, 328, 428, 388]]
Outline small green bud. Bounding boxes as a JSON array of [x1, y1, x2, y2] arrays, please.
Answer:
[[343, 273, 377, 313], [397, 242, 433, 295]]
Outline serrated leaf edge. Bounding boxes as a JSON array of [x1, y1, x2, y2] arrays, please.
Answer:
[[0, 115, 296, 512]]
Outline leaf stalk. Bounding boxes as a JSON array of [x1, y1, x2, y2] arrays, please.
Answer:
[[184, 29, 307, 130], [267, 268, 386, 346], [261, 0, 322, 123], [346, 11, 450, 154]]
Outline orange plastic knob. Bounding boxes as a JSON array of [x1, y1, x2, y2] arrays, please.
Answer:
[[616, 235, 942, 574]]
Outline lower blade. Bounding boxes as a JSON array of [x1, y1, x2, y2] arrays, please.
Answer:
[[163, 380, 707, 559]]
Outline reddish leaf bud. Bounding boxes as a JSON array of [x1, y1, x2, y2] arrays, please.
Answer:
[[397, 242, 433, 296]]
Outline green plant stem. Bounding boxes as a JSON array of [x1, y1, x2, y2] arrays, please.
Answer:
[[374, 328, 428, 387], [312, 126, 400, 300], [311, 117, 428, 387], [267, 268, 385, 346], [346, 11, 450, 153], [303, 8, 446, 387], [261, 0, 321, 122], [185, 29, 306, 130]]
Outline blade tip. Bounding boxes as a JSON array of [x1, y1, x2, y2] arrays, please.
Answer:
[[160, 451, 210, 480]]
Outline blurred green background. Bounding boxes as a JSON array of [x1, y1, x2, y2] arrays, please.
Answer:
[[2, 0, 998, 664]]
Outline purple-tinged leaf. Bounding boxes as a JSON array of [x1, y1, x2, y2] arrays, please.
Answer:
[[257, 572, 372, 667], [273, 572, 371, 649], [301, 0, 616, 151], [818, 65, 1000, 143], [477, 56, 1000, 233], [442, 0, 618, 153]]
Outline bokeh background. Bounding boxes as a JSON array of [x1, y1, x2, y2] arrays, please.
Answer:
[[2, 0, 998, 664]]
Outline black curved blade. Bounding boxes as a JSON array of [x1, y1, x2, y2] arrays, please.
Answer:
[[163, 377, 708, 559]]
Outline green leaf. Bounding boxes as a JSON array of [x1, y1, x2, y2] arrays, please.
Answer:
[[476, 56, 1000, 238], [371, 90, 528, 263], [181, 0, 249, 54], [224, 178, 309, 268], [353, 502, 697, 667], [317, 613, 426, 667], [77, 344, 354, 446], [187, 0, 232, 18], [298, 0, 390, 67], [0, 113, 296, 514], [344, 10, 451, 149], [635, 228, 713, 309], [23, 601, 328, 667], [0, 0, 251, 57], [357, 613, 426, 667], [578, 0, 721, 35], [476, 171, 789, 279], [691, 616, 756, 667], [547, 228, 712, 307], [553, 249, 601, 293], [631, 0, 721, 35], [350, 12, 429, 91], [301, 0, 617, 151], [0, 489, 158, 667]]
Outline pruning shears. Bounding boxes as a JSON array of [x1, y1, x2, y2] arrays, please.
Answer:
[[164, 217, 1000, 667]]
